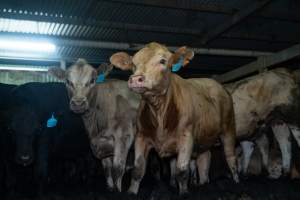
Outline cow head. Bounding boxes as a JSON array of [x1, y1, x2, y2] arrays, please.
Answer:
[[8, 105, 40, 166], [49, 59, 113, 113], [110, 42, 194, 95]]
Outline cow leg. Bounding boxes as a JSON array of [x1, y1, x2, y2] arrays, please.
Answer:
[[222, 136, 239, 182], [240, 141, 254, 175], [112, 129, 133, 192], [272, 123, 291, 175], [170, 158, 177, 188], [235, 146, 243, 173], [36, 142, 49, 197], [268, 147, 282, 179], [36, 160, 48, 197], [189, 159, 198, 186], [102, 157, 114, 191], [197, 150, 211, 185], [128, 136, 151, 195], [4, 161, 16, 197], [289, 125, 300, 147], [222, 118, 239, 182], [176, 131, 193, 195], [256, 134, 269, 171]]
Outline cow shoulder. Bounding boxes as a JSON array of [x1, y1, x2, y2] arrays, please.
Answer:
[[164, 89, 179, 132]]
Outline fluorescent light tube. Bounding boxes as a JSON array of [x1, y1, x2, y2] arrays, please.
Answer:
[[0, 65, 48, 71], [0, 39, 56, 53]]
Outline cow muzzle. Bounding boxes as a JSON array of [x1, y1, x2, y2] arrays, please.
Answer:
[[70, 97, 88, 113], [128, 75, 146, 93], [16, 154, 33, 166]]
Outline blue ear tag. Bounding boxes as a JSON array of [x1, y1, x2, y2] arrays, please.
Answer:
[[96, 73, 105, 83], [171, 57, 184, 72], [47, 113, 57, 128]]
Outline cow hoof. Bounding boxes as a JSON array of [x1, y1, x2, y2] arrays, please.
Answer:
[[268, 174, 280, 179], [233, 174, 240, 183], [127, 181, 140, 195], [199, 179, 209, 186], [106, 178, 115, 192], [127, 193, 138, 200], [115, 180, 122, 193], [170, 179, 177, 188], [178, 188, 189, 196], [127, 187, 139, 195], [107, 185, 115, 192], [179, 191, 190, 199], [283, 169, 290, 177]]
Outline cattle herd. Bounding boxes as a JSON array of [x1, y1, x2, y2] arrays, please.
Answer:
[[1, 42, 300, 199]]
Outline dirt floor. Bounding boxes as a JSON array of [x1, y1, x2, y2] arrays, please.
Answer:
[[2, 174, 300, 200]]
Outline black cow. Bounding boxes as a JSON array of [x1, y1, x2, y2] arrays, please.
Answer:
[[0, 83, 16, 134], [0, 83, 16, 197], [3, 82, 91, 196]]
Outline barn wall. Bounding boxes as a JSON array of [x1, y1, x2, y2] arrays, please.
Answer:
[[0, 70, 61, 85]]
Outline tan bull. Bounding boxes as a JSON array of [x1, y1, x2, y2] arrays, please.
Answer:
[[110, 42, 239, 195]]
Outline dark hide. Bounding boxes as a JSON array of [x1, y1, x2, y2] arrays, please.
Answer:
[[0, 83, 16, 197], [3, 82, 92, 197]]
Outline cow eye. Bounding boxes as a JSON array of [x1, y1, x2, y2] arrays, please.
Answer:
[[159, 59, 166, 65], [90, 78, 95, 84], [86, 78, 95, 87], [66, 79, 74, 88]]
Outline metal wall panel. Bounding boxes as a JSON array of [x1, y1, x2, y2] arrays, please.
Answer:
[[0, 70, 62, 85]]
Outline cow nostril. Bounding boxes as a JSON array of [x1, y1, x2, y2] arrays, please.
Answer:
[[71, 99, 86, 106], [78, 101, 85, 106], [137, 77, 144, 83], [21, 155, 30, 160]]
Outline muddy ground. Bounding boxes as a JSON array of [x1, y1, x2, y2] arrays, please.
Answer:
[[1, 173, 300, 200]]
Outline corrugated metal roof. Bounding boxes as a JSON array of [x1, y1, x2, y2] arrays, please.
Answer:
[[0, 0, 298, 75]]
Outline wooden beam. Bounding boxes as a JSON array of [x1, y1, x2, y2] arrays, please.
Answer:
[[216, 43, 300, 83], [200, 0, 273, 45]]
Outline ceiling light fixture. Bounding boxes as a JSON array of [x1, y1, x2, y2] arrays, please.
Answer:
[[0, 39, 56, 53], [0, 65, 49, 72]]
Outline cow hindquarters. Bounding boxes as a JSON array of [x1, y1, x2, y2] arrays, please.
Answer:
[[128, 136, 151, 195]]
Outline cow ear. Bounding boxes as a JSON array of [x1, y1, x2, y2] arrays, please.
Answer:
[[110, 52, 134, 71], [168, 46, 194, 68], [48, 67, 66, 80], [96, 63, 113, 76]]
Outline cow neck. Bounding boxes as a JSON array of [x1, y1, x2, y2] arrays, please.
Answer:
[[143, 75, 174, 118]]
